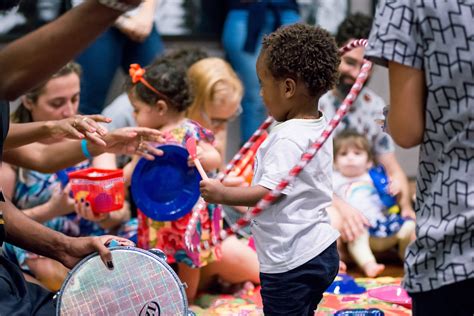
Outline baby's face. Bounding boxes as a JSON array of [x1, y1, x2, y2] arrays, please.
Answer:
[[335, 145, 371, 177]]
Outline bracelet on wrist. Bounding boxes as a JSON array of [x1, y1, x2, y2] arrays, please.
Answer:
[[81, 139, 93, 160], [97, 0, 139, 12]]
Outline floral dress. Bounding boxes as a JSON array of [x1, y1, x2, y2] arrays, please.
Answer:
[[136, 119, 222, 268]]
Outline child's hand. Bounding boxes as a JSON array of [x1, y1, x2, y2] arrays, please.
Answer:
[[200, 179, 226, 204], [75, 199, 109, 222]]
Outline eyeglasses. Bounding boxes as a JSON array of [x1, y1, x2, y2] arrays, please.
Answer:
[[201, 105, 243, 128]]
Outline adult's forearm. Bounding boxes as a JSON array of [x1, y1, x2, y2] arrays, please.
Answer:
[[3, 140, 104, 173], [0, 1, 123, 100], [387, 61, 426, 148], [23, 201, 62, 223], [4, 122, 54, 150], [2, 197, 68, 262]]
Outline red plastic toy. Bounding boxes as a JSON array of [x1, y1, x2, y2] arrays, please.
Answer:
[[68, 168, 125, 213]]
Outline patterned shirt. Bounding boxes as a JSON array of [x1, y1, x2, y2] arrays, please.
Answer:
[[319, 88, 395, 156], [366, 0, 474, 293]]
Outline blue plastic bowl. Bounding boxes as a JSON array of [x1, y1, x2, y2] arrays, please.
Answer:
[[131, 144, 201, 221]]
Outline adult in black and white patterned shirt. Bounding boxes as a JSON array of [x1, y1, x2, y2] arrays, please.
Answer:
[[366, 1, 474, 315]]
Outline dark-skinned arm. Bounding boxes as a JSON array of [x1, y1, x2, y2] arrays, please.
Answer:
[[387, 61, 426, 148], [200, 178, 270, 207], [0, 0, 141, 100], [1, 196, 134, 269]]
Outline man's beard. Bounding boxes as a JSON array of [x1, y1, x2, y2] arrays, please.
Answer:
[[336, 73, 370, 99], [336, 74, 355, 99], [0, 0, 21, 11]]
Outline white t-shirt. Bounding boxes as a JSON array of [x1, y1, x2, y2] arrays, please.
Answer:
[[251, 117, 339, 274], [332, 171, 386, 227]]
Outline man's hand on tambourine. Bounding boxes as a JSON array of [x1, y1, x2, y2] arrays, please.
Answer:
[[58, 236, 134, 269]]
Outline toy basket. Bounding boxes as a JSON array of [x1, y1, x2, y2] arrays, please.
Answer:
[[68, 168, 124, 213]]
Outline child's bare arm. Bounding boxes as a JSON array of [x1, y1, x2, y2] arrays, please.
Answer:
[[195, 141, 222, 171], [200, 179, 269, 207], [123, 156, 140, 186]]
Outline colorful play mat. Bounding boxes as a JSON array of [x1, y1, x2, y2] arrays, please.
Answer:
[[191, 275, 411, 316]]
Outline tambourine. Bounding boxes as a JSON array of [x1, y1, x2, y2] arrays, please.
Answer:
[[56, 246, 194, 315]]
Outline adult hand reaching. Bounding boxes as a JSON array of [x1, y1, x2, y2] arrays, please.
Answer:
[[47, 114, 111, 146], [93, 126, 165, 160]]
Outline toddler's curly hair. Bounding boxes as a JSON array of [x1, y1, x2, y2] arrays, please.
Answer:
[[261, 23, 340, 97], [127, 59, 193, 112]]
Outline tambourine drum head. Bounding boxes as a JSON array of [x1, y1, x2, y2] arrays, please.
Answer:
[[57, 248, 187, 315]]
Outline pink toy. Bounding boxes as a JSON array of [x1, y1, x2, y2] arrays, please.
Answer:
[[368, 285, 412, 309], [186, 136, 208, 180]]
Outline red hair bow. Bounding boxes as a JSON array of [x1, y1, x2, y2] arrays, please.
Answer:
[[128, 63, 163, 97], [129, 63, 145, 84]]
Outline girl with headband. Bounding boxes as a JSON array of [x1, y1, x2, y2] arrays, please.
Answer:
[[123, 60, 222, 303]]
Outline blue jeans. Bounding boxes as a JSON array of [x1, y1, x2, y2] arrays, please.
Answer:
[[259, 242, 339, 316], [77, 26, 164, 114], [221, 9, 300, 142]]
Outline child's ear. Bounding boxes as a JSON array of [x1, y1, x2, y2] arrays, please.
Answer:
[[283, 78, 296, 98], [154, 100, 168, 115]]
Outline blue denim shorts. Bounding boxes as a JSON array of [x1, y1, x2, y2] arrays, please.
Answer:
[[259, 242, 339, 316]]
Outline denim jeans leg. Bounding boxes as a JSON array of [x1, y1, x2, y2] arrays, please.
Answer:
[[121, 26, 165, 72], [76, 28, 123, 114]]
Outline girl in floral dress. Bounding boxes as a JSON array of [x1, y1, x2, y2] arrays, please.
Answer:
[[123, 59, 222, 303]]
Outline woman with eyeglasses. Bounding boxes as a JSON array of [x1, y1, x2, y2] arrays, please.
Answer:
[[186, 57, 244, 159], [186, 57, 261, 295]]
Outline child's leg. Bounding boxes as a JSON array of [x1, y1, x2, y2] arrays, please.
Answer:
[[395, 220, 416, 259], [259, 242, 339, 316], [347, 231, 385, 277], [177, 263, 200, 304]]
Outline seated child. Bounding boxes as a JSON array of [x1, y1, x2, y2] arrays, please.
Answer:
[[333, 131, 416, 277], [122, 59, 222, 303]]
